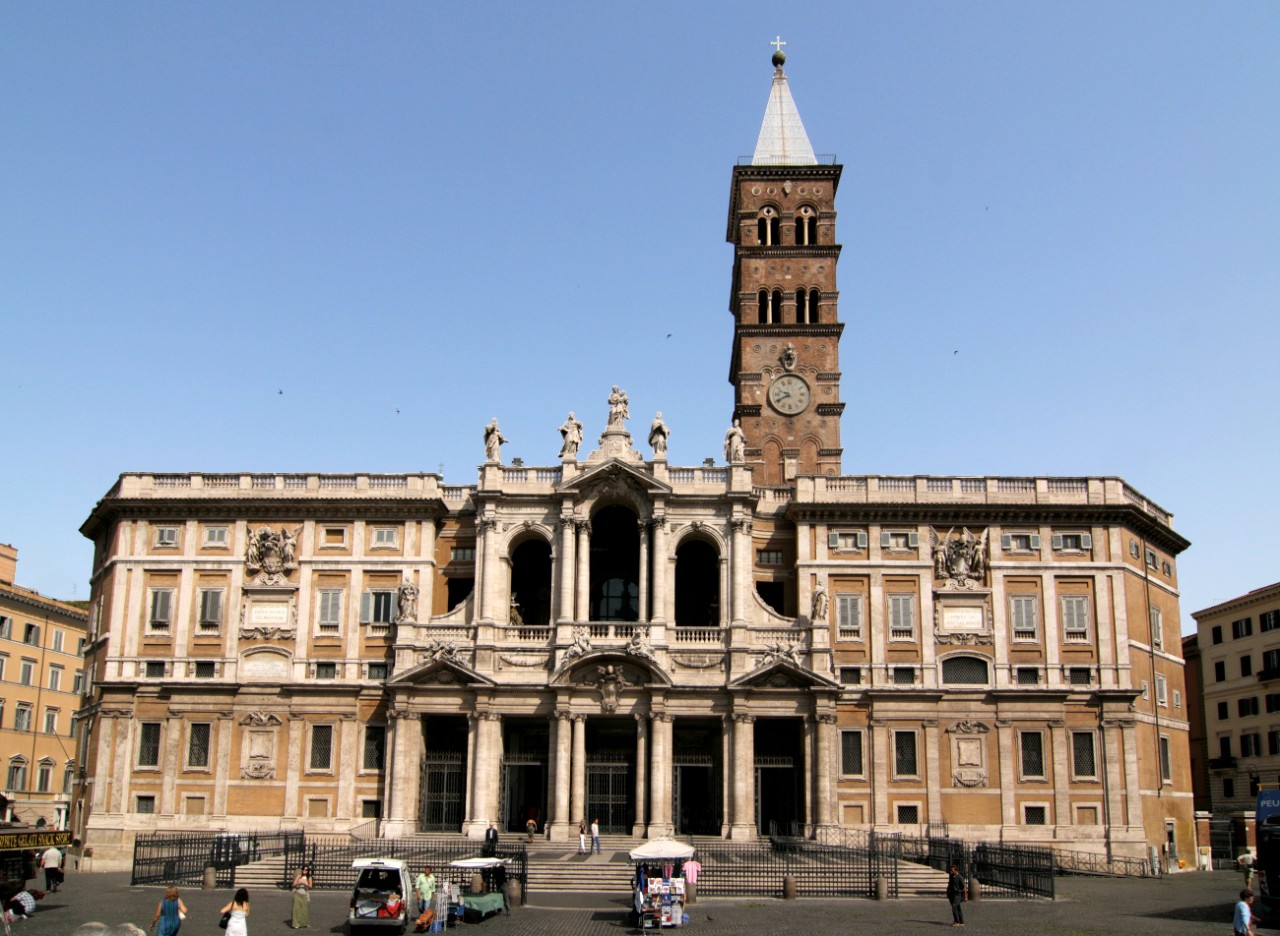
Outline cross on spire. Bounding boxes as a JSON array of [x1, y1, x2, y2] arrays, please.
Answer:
[[770, 36, 786, 54]]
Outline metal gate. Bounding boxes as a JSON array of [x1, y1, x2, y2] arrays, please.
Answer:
[[673, 753, 720, 835], [499, 753, 546, 832], [419, 752, 465, 832], [1210, 818, 1237, 870], [587, 756, 632, 834], [755, 755, 800, 836]]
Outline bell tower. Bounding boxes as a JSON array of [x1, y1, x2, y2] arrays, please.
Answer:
[[727, 47, 844, 485]]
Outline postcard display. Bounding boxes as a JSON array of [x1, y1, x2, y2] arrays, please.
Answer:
[[643, 877, 685, 928]]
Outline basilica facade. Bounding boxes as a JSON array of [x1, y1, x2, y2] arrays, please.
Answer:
[[74, 53, 1194, 868]]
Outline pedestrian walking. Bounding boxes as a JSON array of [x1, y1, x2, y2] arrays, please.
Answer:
[[150, 886, 187, 936], [1235, 888, 1256, 936], [290, 865, 313, 928], [946, 864, 968, 926], [590, 818, 601, 855], [483, 822, 499, 857], [1240, 852, 1255, 888], [219, 887, 251, 936], [40, 844, 63, 892], [577, 819, 587, 855], [414, 865, 437, 916], [525, 817, 538, 843]]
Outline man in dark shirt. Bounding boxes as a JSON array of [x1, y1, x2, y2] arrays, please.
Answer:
[[946, 865, 968, 926], [483, 822, 499, 857]]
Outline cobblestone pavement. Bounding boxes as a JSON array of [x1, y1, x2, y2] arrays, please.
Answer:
[[8, 869, 1260, 936]]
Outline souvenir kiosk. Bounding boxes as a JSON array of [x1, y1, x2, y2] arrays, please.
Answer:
[[629, 839, 695, 929], [446, 857, 510, 923]]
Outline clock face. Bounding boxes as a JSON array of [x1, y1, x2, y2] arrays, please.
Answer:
[[768, 375, 811, 415]]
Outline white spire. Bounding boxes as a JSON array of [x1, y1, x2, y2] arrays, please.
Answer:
[[751, 51, 817, 166]]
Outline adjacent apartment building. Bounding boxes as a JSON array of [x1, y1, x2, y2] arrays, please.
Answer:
[[0, 543, 88, 830], [73, 51, 1195, 869]]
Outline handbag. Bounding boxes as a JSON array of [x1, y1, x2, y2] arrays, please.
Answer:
[[219, 910, 231, 929]]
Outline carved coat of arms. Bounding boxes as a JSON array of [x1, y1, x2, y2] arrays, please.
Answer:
[[246, 525, 301, 585]]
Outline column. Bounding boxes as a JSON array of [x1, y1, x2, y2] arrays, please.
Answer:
[[650, 516, 668, 624], [730, 713, 755, 839], [570, 714, 587, 830], [558, 516, 576, 623], [649, 713, 673, 836], [551, 712, 572, 840], [386, 710, 423, 834], [924, 720, 942, 824], [996, 720, 1017, 831], [815, 714, 836, 828], [869, 720, 889, 827], [638, 521, 650, 623], [633, 714, 649, 836], [1049, 720, 1070, 831], [575, 522, 591, 622], [721, 716, 733, 836], [802, 717, 814, 833], [464, 715, 481, 834], [730, 518, 751, 625], [478, 517, 499, 622]]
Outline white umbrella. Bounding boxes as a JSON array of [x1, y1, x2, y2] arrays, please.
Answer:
[[628, 839, 695, 861]]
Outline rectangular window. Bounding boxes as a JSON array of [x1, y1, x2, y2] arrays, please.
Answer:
[[317, 589, 344, 633], [198, 588, 225, 632], [828, 530, 868, 551], [1265, 649, 1280, 673], [882, 531, 919, 550], [138, 723, 161, 767], [145, 661, 166, 678], [1150, 608, 1163, 650], [889, 594, 915, 640], [1263, 611, 1280, 633], [43, 709, 57, 734], [1010, 595, 1039, 641], [148, 588, 174, 632], [896, 804, 919, 824], [359, 590, 397, 625], [450, 547, 476, 562], [136, 795, 156, 814], [836, 594, 862, 640], [1212, 625, 1223, 644], [1024, 805, 1047, 825], [0, 655, 7, 682], [154, 526, 179, 548], [1072, 732, 1097, 778], [1016, 667, 1039, 686], [1241, 733, 1261, 757], [1001, 532, 1040, 552], [1146, 548, 1159, 570], [893, 730, 918, 777], [203, 526, 229, 547], [309, 724, 333, 771], [19, 659, 34, 686], [322, 526, 347, 547], [1243, 655, 1254, 678], [1270, 731, 1280, 757], [367, 662, 389, 680], [1220, 701, 1232, 719], [371, 527, 398, 548], [1224, 778, 1236, 799], [72, 670, 84, 693], [194, 661, 216, 679], [63, 764, 75, 793], [14, 706, 31, 731], [893, 666, 915, 685], [52, 630, 63, 653], [23, 623, 40, 646], [1060, 596, 1091, 642], [1069, 667, 1092, 686], [0, 616, 9, 639], [1220, 736, 1232, 759], [6, 762, 25, 790], [840, 730, 864, 776], [1234, 617, 1254, 639], [756, 550, 784, 565], [838, 666, 862, 685], [1239, 697, 1259, 717], [315, 662, 337, 679], [363, 726, 386, 770], [1020, 731, 1045, 778], [1268, 694, 1280, 714], [188, 723, 211, 768], [1052, 532, 1092, 551], [1215, 660, 1226, 682], [1159, 736, 1172, 782], [1155, 674, 1168, 707]]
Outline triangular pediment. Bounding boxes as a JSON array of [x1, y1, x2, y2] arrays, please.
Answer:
[[387, 654, 494, 688], [558, 459, 671, 497], [729, 657, 840, 690]]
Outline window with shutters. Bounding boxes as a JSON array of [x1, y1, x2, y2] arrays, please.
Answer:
[[1001, 532, 1040, 553], [52, 630, 63, 652], [203, 525, 229, 547], [893, 730, 918, 777], [0, 616, 11, 639], [1149, 607, 1163, 650], [1262, 610, 1280, 633], [36, 761, 52, 793], [363, 726, 386, 771], [316, 589, 344, 634], [840, 730, 864, 776], [148, 588, 175, 633], [370, 527, 398, 549], [1238, 696, 1259, 717], [309, 724, 334, 772], [1020, 731, 1045, 779], [42, 708, 57, 734], [6, 758, 26, 791], [836, 594, 863, 640], [138, 723, 161, 767], [450, 547, 476, 562], [360, 590, 397, 626], [1267, 694, 1280, 714], [154, 526, 179, 548], [188, 723, 211, 769], [1009, 594, 1039, 641], [1219, 701, 1231, 719], [23, 623, 39, 646], [1243, 655, 1254, 677], [1052, 532, 1092, 552], [1060, 595, 1091, 642], [1071, 732, 1097, 778], [1155, 674, 1168, 707], [19, 659, 34, 686], [941, 656, 989, 685], [1159, 736, 1172, 782], [828, 530, 867, 552], [1233, 617, 1253, 639], [197, 588, 225, 633], [881, 530, 918, 551], [889, 594, 916, 640], [1242, 733, 1263, 757], [47, 666, 62, 692]]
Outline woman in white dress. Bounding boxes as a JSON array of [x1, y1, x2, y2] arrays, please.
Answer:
[[220, 887, 251, 936]]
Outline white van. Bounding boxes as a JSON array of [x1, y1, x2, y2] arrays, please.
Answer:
[[348, 857, 411, 935]]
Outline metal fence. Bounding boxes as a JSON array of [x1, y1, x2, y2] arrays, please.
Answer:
[[971, 842, 1055, 899], [694, 839, 899, 899], [132, 831, 304, 887], [286, 838, 528, 899], [1052, 847, 1154, 878]]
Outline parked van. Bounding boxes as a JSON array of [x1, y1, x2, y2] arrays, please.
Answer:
[[348, 857, 411, 935]]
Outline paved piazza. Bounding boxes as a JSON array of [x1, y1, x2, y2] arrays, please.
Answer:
[[10, 869, 1262, 936]]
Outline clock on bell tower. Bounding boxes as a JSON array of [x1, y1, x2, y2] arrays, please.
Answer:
[[726, 48, 844, 485]]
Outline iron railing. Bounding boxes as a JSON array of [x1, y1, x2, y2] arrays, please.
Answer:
[[1053, 847, 1154, 878], [132, 831, 304, 887], [693, 839, 898, 899], [283, 838, 528, 898], [971, 842, 1055, 899]]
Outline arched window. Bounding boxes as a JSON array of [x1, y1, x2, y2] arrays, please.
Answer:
[[941, 656, 990, 685], [795, 206, 818, 245], [758, 290, 769, 325], [809, 289, 820, 323], [795, 289, 808, 324], [770, 290, 782, 324], [509, 538, 552, 627], [757, 207, 780, 246], [675, 539, 720, 627]]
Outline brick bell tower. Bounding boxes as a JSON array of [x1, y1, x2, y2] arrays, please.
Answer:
[[727, 46, 844, 485]]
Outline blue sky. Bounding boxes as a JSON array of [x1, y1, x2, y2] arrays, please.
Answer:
[[2, 2, 1276, 627]]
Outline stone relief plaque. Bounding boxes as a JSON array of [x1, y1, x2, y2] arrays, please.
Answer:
[[943, 606, 983, 632], [242, 654, 289, 680], [250, 603, 290, 626]]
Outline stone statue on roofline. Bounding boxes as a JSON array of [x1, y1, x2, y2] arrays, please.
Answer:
[[648, 412, 669, 457], [483, 418, 507, 463], [559, 412, 583, 459]]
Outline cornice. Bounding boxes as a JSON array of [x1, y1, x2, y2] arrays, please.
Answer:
[[0, 586, 89, 624], [735, 323, 844, 339]]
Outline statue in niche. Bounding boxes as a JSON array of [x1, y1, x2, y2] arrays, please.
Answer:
[[483, 418, 507, 462], [724, 419, 746, 463], [811, 583, 829, 621], [245, 525, 301, 584], [509, 596, 525, 627], [625, 625, 656, 662], [558, 412, 584, 458], [607, 386, 630, 428], [396, 579, 418, 624], [648, 412, 670, 456]]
